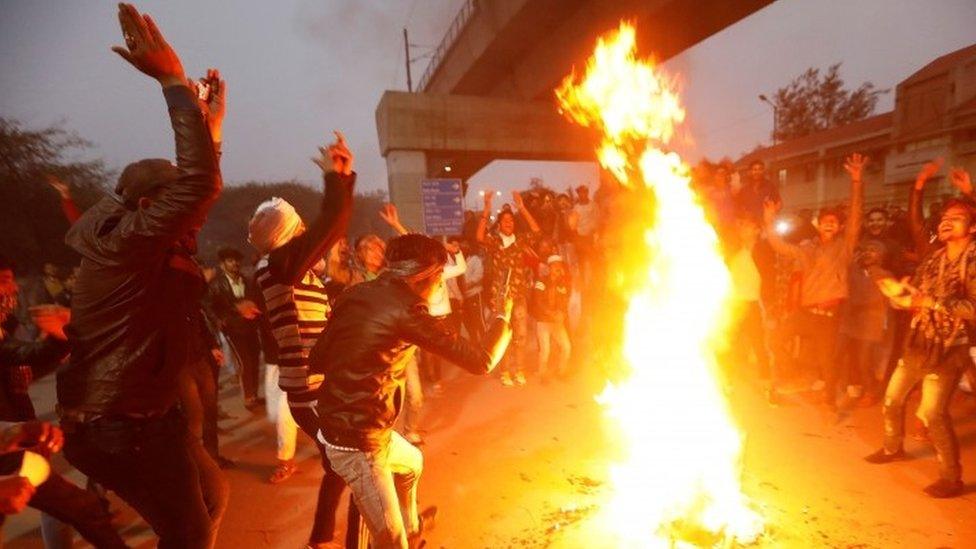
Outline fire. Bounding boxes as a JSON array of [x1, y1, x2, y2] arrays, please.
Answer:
[[556, 22, 763, 546]]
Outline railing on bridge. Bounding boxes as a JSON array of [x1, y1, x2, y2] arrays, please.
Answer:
[[417, 0, 479, 92]]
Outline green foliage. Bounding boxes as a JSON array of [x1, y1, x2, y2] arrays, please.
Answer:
[[770, 63, 887, 142], [0, 117, 111, 274]]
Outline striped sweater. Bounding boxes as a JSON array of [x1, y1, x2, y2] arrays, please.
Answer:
[[256, 261, 331, 404], [252, 170, 355, 405]]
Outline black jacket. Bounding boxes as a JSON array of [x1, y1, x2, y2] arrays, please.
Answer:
[[311, 274, 511, 451], [58, 85, 221, 416], [207, 271, 262, 335]]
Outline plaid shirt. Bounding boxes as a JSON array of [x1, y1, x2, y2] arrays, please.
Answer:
[[909, 242, 976, 348]]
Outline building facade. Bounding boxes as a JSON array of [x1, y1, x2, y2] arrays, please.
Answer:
[[739, 44, 976, 213]]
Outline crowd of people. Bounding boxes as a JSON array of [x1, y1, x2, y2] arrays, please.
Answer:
[[1, 4, 974, 549], [695, 153, 976, 500]]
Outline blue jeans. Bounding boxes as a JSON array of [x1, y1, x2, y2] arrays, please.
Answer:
[[62, 409, 228, 548], [323, 431, 422, 549], [883, 343, 967, 481]]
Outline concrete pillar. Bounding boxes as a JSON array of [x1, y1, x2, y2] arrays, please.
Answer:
[[386, 150, 428, 232]]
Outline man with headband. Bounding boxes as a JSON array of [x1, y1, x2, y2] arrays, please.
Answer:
[[310, 234, 513, 548]]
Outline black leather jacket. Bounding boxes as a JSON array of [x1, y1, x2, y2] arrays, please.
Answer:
[[58, 85, 221, 417], [311, 273, 511, 451]]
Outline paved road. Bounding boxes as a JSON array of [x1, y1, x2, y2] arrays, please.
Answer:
[[6, 363, 976, 547]]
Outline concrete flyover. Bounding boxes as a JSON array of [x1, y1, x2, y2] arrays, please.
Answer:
[[376, 0, 775, 230]]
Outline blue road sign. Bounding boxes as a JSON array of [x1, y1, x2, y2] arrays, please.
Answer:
[[421, 178, 464, 236]]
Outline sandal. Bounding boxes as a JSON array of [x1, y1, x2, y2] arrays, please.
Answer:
[[268, 460, 298, 484]]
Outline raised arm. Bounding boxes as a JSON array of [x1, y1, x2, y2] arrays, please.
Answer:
[[45, 175, 81, 224], [110, 4, 222, 248], [512, 191, 541, 233], [378, 203, 410, 236], [762, 198, 801, 260], [268, 132, 356, 285], [401, 297, 512, 374], [842, 153, 866, 253], [909, 158, 942, 254], [476, 190, 494, 244]]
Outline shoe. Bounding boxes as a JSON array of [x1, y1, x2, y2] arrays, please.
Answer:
[[923, 478, 964, 498], [864, 447, 907, 464], [500, 372, 514, 387], [268, 460, 298, 484], [216, 455, 237, 469], [514, 372, 527, 386]]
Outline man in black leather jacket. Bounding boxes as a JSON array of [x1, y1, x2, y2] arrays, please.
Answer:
[[311, 234, 512, 548], [56, 5, 227, 548]]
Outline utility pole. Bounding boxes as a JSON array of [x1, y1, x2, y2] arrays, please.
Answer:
[[403, 28, 413, 92]]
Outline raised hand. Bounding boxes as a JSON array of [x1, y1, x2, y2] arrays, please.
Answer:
[[483, 189, 495, 210], [762, 197, 781, 225], [110, 3, 186, 87], [843, 153, 869, 181], [915, 157, 943, 189], [312, 131, 353, 175], [378, 203, 400, 227], [512, 190, 525, 210], [44, 175, 70, 199], [195, 68, 226, 141], [950, 167, 973, 196]]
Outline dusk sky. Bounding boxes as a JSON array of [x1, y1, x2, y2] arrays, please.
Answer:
[[2, 0, 974, 199]]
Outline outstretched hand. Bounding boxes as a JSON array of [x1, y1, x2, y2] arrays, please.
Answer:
[[843, 153, 869, 181], [950, 167, 973, 196], [762, 197, 781, 225], [111, 3, 186, 87], [194, 68, 226, 141], [378, 203, 400, 227], [312, 131, 353, 175], [482, 189, 495, 210], [44, 175, 70, 199], [512, 190, 525, 210], [915, 157, 943, 189]]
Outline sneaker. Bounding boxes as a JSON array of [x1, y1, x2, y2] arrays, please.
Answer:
[[514, 372, 527, 386], [268, 460, 298, 484], [864, 447, 907, 464], [923, 478, 964, 498], [500, 372, 514, 387]]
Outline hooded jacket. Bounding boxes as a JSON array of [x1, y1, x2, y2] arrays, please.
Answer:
[[311, 273, 511, 451], [57, 85, 221, 417]]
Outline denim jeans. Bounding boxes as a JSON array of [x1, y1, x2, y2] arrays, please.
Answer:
[[323, 431, 422, 549], [61, 409, 229, 549], [883, 343, 967, 481]]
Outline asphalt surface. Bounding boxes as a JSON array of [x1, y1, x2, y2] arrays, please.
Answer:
[[5, 360, 976, 548]]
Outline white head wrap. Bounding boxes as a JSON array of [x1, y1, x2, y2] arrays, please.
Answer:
[[248, 197, 303, 254]]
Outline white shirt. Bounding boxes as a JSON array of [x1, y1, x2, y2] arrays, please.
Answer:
[[428, 251, 466, 317], [225, 273, 245, 299]]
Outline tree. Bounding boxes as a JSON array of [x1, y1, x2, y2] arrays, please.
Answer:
[[196, 181, 391, 265], [769, 63, 887, 142], [0, 118, 111, 274]]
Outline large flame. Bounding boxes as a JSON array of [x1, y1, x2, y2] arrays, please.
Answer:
[[556, 22, 763, 546]]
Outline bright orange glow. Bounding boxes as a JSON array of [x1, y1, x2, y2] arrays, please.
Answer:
[[556, 22, 763, 546]]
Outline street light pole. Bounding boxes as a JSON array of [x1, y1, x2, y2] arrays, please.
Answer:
[[404, 28, 413, 92], [758, 94, 778, 145]]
